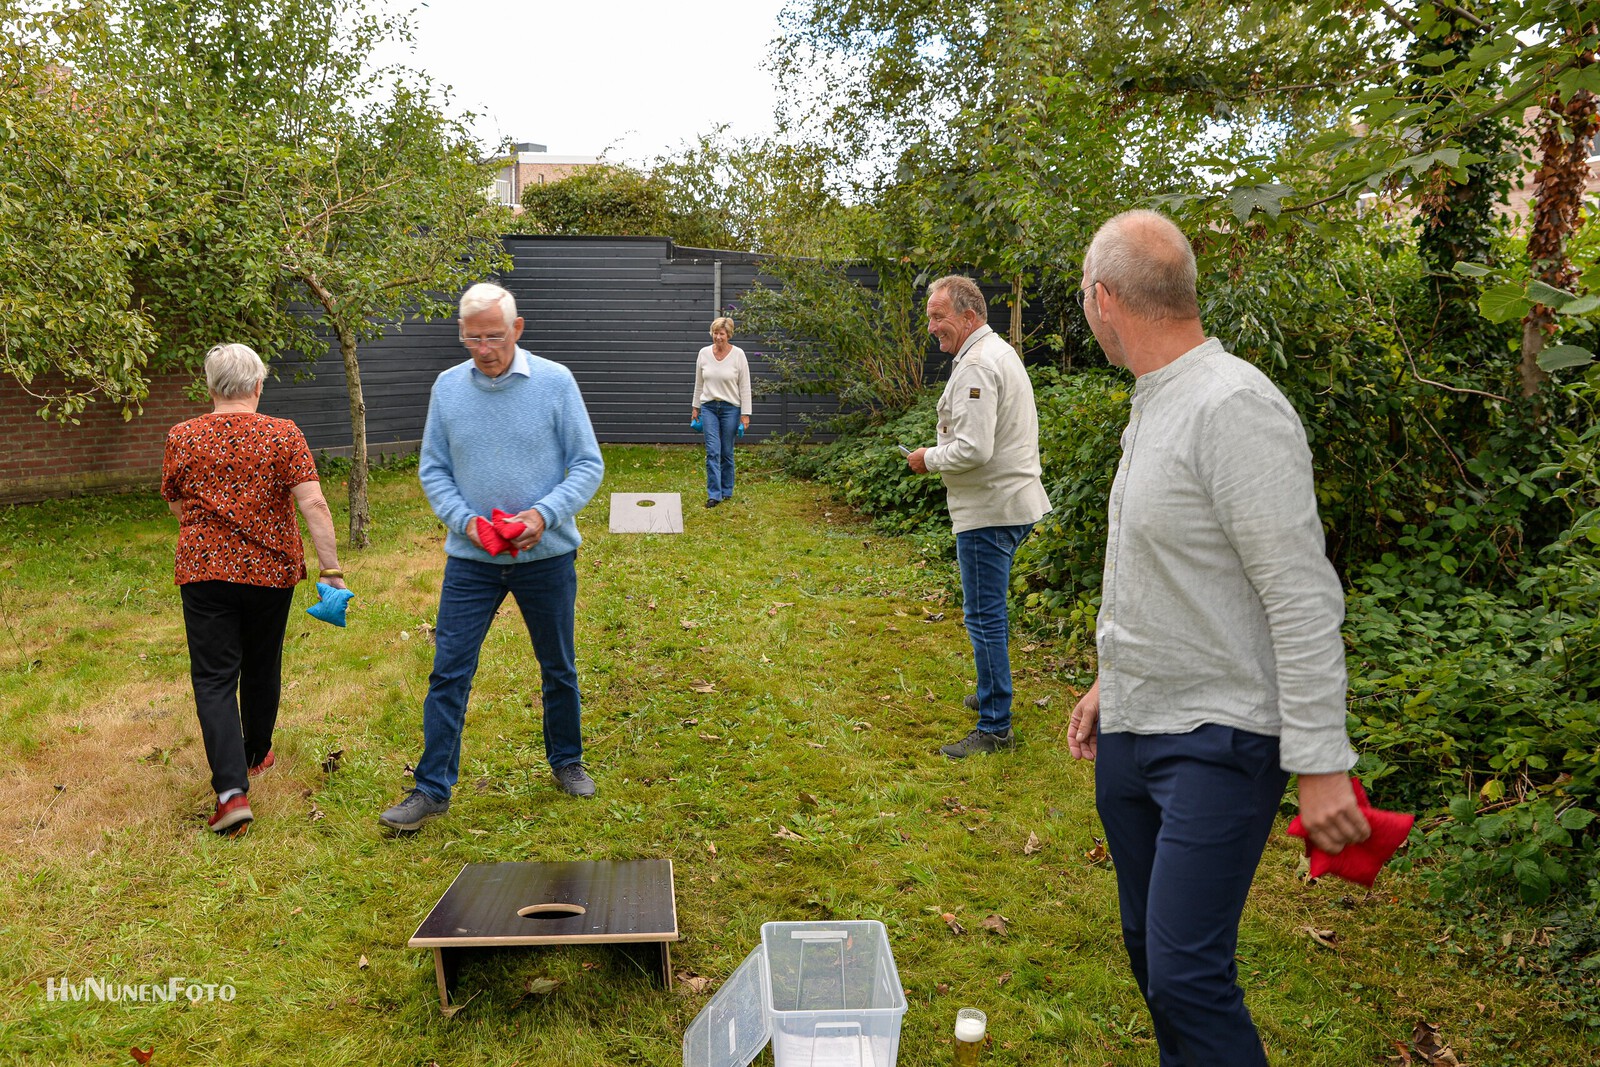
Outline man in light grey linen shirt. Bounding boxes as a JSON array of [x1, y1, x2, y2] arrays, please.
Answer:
[[907, 275, 1051, 758], [1067, 211, 1370, 1065]]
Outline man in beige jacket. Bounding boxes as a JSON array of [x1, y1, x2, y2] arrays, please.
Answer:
[[908, 275, 1052, 757]]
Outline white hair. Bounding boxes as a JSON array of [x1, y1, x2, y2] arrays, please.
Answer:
[[204, 343, 267, 400], [459, 282, 517, 325]]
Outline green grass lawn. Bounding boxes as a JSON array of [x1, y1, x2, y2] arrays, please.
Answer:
[[0, 445, 1585, 1065]]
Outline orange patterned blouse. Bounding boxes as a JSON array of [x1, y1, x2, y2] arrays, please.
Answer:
[[161, 412, 319, 587]]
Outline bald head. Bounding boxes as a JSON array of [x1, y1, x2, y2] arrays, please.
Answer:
[[1083, 210, 1199, 322]]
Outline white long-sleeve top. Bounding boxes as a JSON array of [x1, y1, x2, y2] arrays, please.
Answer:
[[692, 346, 753, 412], [1096, 337, 1356, 774], [923, 325, 1051, 533]]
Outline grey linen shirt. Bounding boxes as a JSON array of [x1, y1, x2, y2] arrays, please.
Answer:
[[924, 325, 1052, 534], [1096, 338, 1357, 774]]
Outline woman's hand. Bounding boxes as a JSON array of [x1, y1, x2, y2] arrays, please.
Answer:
[[691, 407, 700, 420], [740, 415, 750, 430]]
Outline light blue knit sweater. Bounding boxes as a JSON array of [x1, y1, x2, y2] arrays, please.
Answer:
[[419, 349, 604, 563]]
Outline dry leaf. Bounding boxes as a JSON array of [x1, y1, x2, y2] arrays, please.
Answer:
[[291, 907, 303, 916], [707, 841, 717, 857], [357, 955, 369, 969], [582, 961, 599, 971], [690, 681, 717, 694], [897, 829, 912, 843], [805, 741, 826, 749], [1023, 831, 1043, 855], [1299, 926, 1338, 950], [1083, 838, 1109, 864], [922, 612, 946, 623], [760, 655, 771, 664], [1411, 1022, 1460, 1066], [852, 721, 871, 732], [1033, 696, 1051, 708], [980, 913, 1010, 936], [681, 717, 699, 727], [417, 622, 435, 645], [798, 791, 819, 806], [130, 1048, 154, 1065], [698, 733, 721, 743], [308, 805, 325, 823], [677, 972, 712, 995], [438, 991, 477, 1018], [940, 912, 966, 935], [773, 825, 807, 841], [468, 829, 488, 836], [996, 971, 1013, 986], [1020, 643, 1039, 653], [646, 599, 658, 611], [523, 977, 561, 995], [321, 750, 344, 774], [936, 982, 950, 995], [680, 619, 697, 630]]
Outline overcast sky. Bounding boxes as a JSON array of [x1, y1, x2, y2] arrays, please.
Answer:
[[378, 0, 792, 165]]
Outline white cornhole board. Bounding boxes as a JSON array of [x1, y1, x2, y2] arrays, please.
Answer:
[[609, 493, 684, 534]]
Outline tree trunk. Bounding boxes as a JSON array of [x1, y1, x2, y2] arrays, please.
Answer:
[[1010, 274, 1023, 348], [1520, 319, 1551, 399], [338, 325, 371, 548]]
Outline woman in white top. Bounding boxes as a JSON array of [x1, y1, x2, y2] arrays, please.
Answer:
[[690, 316, 752, 508]]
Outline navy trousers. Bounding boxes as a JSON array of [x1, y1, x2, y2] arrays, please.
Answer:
[[1095, 725, 1289, 1067]]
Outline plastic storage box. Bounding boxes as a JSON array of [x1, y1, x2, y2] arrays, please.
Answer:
[[683, 920, 907, 1067]]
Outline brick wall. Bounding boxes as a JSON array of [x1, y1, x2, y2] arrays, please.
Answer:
[[0, 371, 208, 504]]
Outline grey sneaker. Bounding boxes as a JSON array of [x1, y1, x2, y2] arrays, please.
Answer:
[[553, 763, 597, 798], [940, 728, 1015, 759], [962, 693, 980, 711], [379, 788, 449, 831]]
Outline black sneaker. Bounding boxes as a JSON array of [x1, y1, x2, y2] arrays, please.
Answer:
[[554, 763, 597, 798], [962, 693, 980, 711], [940, 728, 1015, 759], [379, 788, 449, 831], [705, 499, 720, 509]]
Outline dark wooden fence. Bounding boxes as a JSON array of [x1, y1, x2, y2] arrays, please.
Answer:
[[258, 236, 838, 455]]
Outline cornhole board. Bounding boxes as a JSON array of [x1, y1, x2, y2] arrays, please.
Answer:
[[409, 859, 678, 1007], [609, 493, 684, 534]]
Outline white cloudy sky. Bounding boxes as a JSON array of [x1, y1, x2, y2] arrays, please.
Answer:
[[378, 0, 792, 164]]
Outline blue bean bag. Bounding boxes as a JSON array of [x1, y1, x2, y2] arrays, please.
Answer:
[[307, 582, 355, 627]]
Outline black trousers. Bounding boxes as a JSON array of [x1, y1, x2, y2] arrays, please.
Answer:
[[180, 581, 295, 796]]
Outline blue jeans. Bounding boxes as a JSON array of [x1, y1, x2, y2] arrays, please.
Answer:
[[412, 552, 584, 802], [701, 400, 739, 501], [955, 522, 1033, 734], [1095, 725, 1289, 1067]]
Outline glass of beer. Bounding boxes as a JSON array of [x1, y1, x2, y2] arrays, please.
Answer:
[[954, 1007, 986, 1065]]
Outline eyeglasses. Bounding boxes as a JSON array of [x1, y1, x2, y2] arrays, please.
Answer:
[[459, 333, 509, 348], [1074, 281, 1097, 310]]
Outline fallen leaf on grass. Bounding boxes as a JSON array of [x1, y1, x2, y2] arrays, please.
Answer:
[[417, 623, 435, 645], [308, 805, 325, 823], [805, 741, 826, 749], [680, 717, 699, 727], [852, 722, 871, 732], [996, 971, 1013, 986], [798, 792, 819, 807], [291, 907, 303, 916], [980, 913, 1010, 936], [129, 1048, 153, 1065], [1020, 643, 1039, 653], [1411, 1021, 1460, 1065], [468, 829, 488, 836], [439, 991, 477, 1019], [321, 750, 344, 774], [706, 841, 717, 857], [940, 912, 966, 935], [689, 681, 717, 694], [680, 619, 698, 630], [698, 733, 722, 743], [677, 972, 712, 995], [1390, 1041, 1414, 1065], [523, 977, 561, 995], [1023, 831, 1042, 855], [1033, 696, 1051, 708], [773, 826, 807, 842], [1083, 839, 1109, 864], [1299, 926, 1338, 950], [936, 982, 950, 995], [897, 830, 912, 843], [922, 612, 946, 623]]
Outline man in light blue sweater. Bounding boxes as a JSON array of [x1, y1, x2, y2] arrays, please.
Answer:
[[381, 283, 604, 831], [1068, 212, 1370, 1064]]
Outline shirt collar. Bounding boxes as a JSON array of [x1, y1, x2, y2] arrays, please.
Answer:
[[471, 347, 532, 386], [1133, 337, 1225, 396], [954, 323, 994, 363]]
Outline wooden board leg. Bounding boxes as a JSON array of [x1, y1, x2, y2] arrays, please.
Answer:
[[660, 941, 672, 990], [434, 948, 461, 1009]]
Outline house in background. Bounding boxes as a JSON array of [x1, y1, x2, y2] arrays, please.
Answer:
[[487, 142, 602, 210]]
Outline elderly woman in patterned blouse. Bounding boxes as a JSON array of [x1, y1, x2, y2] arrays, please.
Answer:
[[160, 343, 346, 836]]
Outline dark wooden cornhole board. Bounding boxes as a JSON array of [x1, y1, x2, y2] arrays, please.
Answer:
[[408, 859, 679, 1007]]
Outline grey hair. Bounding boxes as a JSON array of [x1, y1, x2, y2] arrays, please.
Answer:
[[204, 343, 268, 400], [459, 282, 517, 325], [709, 316, 735, 337], [927, 274, 988, 321], [1083, 210, 1199, 321]]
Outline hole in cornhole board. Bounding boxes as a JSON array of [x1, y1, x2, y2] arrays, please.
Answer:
[[518, 903, 587, 920], [608, 493, 683, 534]]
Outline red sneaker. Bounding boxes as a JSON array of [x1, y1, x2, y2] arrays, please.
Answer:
[[248, 750, 275, 778], [208, 794, 253, 835]]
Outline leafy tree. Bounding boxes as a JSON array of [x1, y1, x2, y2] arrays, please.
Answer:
[[509, 163, 675, 237], [83, 0, 510, 547]]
